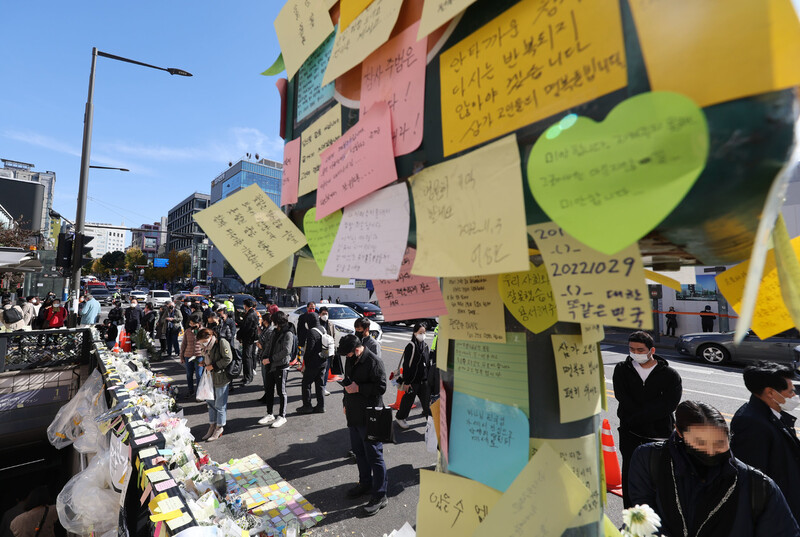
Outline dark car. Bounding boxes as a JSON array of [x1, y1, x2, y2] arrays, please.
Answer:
[[230, 294, 268, 325], [342, 302, 385, 323], [88, 287, 113, 306], [676, 328, 800, 370]]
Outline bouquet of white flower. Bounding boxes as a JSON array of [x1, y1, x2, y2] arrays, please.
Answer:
[[622, 504, 664, 537]]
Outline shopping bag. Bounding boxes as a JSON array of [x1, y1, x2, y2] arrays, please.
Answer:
[[366, 407, 395, 443], [425, 415, 438, 453], [196, 373, 215, 402]]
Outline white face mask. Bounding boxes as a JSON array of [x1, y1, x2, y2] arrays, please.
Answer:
[[320, 315, 328, 321], [774, 393, 800, 413], [631, 352, 651, 365], [416, 333, 425, 342]]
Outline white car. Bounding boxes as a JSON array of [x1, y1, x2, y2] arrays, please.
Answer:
[[147, 290, 172, 307], [288, 304, 382, 347], [129, 290, 148, 303]]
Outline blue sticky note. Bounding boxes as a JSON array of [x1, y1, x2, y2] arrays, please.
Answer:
[[296, 29, 336, 121], [448, 391, 529, 492], [158, 449, 173, 456]]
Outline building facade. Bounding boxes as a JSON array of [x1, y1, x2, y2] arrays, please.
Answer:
[[131, 222, 161, 263], [1, 159, 56, 242], [83, 223, 126, 258], [167, 192, 210, 282], [208, 158, 283, 282]]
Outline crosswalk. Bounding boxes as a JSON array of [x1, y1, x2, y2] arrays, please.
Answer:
[[377, 325, 414, 354]]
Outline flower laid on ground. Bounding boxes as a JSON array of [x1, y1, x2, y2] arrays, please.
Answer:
[[622, 504, 663, 537]]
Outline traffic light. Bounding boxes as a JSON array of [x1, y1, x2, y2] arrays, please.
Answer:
[[76, 233, 94, 267], [56, 232, 74, 271]]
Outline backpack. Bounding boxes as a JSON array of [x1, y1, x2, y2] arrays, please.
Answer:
[[225, 343, 243, 381], [3, 307, 22, 325], [648, 443, 769, 519], [313, 327, 336, 357]]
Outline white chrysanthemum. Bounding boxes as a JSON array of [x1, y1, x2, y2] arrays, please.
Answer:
[[622, 504, 662, 537]]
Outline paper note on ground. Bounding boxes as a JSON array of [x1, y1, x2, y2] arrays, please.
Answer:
[[581, 323, 605, 346], [281, 137, 301, 206], [530, 222, 652, 330], [323, 183, 409, 279], [440, 0, 627, 156], [717, 233, 800, 339], [410, 134, 528, 276], [260, 255, 293, 289], [454, 333, 528, 415], [475, 442, 590, 537], [628, 0, 800, 108], [361, 21, 426, 156], [299, 104, 342, 197], [498, 262, 557, 334], [418, 0, 478, 40], [274, 0, 335, 80], [340, 0, 373, 31], [443, 276, 506, 342], [373, 247, 449, 322], [322, 0, 403, 85], [304, 208, 342, 271], [293, 256, 349, 287], [316, 102, 397, 219], [530, 434, 602, 527], [193, 184, 306, 283], [416, 470, 502, 537], [448, 391, 529, 492], [527, 92, 709, 255], [552, 334, 601, 423], [296, 29, 336, 122]]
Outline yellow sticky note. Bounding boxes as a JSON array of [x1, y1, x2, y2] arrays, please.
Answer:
[[339, 0, 373, 31], [598, 346, 608, 412], [436, 320, 450, 371], [443, 275, 506, 342], [440, 0, 627, 156], [292, 256, 349, 287], [193, 184, 307, 283], [410, 134, 528, 277], [260, 255, 293, 288], [418, 0, 476, 40], [529, 222, 653, 330], [717, 228, 800, 339], [144, 466, 165, 475], [165, 512, 193, 532], [304, 208, 342, 271], [299, 104, 342, 197], [773, 215, 800, 333], [454, 333, 528, 415], [498, 262, 558, 334], [274, 0, 335, 80], [147, 492, 170, 513], [156, 497, 184, 515], [149, 509, 183, 522], [581, 323, 604, 346], [530, 434, 602, 527], [629, 0, 800, 108], [552, 334, 601, 423], [416, 470, 502, 537], [322, 0, 403, 85], [643, 269, 682, 292], [605, 514, 623, 537], [474, 442, 591, 536]]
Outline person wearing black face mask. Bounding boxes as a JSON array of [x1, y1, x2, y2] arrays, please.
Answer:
[[628, 400, 799, 537], [354, 317, 381, 359]]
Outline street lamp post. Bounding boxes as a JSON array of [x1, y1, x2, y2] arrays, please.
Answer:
[[71, 47, 191, 314]]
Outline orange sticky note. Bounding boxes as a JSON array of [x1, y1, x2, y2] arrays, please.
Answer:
[[340, 0, 373, 31]]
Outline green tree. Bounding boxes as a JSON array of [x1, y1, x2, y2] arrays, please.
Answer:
[[125, 247, 147, 271], [101, 250, 126, 272], [90, 258, 107, 276]]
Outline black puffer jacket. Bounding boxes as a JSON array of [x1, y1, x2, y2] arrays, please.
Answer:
[[612, 355, 682, 439], [343, 347, 386, 428]]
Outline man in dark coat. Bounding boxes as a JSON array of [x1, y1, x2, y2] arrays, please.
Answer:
[[700, 305, 716, 332], [237, 299, 260, 386], [297, 316, 326, 414], [124, 299, 143, 336], [180, 298, 193, 329], [338, 334, 388, 517], [613, 330, 682, 507], [297, 302, 319, 351], [731, 361, 800, 523]]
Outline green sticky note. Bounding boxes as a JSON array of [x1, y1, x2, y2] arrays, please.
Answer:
[[303, 208, 343, 272], [527, 91, 709, 255], [261, 53, 285, 76]]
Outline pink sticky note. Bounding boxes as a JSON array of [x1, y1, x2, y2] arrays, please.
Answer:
[[139, 483, 153, 506], [315, 101, 397, 220], [124, 381, 138, 390], [281, 137, 301, 205], [373, 247, 449, 322], [133, 434, 158, 446], [360, 21, 427, 156], [154, 521, 163, 537], [154, 479, 177, 492]]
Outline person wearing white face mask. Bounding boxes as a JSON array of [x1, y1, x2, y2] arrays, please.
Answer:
[[613, 330, 683, 508], [394, 323, 432, 430], [732, 361, 800, 523]]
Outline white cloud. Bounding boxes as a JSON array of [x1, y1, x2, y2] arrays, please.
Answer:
[[2, 130, 81, 157]]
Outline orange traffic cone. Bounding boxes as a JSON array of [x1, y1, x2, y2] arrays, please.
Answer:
[[602, 419, 623, 496], [112, 339, 122, 353], [120, 329, 132, 352]]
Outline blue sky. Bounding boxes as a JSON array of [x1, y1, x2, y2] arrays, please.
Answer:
[[1, 1, 286, 240]]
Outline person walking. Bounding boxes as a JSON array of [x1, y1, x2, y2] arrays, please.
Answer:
[[354, 317, 381, 359], [337, 334, 388, 517], [180, 313, 205, 398], [665, 306, 678, 337], [163, 302, 182, 358], [628, 400, 800, 537], [238, 299, 260, 386], [318, 307, 337, 393], [731, 361, 800, 523], [257, 311, 293, 428], [394, 323, 432, 430], [613, 330, 682, 508], [297, 315, 326, 414], [197, 328, 233, 442], [79, 292, 100, 327], [700, 305, 716, 332], [1, 299, 25, 331]]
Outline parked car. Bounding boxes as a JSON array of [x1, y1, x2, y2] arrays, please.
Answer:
[[192, 285, 211, 297], [129, 290, 148, 303], [147, 290, 172, 307], [342, 301, 385, 322], [676, 329, 800, 369], [88, 287, 114, 306], [288, 304, 382, 347], [229, 294, 268, 326], [118, 287, 133, 301]]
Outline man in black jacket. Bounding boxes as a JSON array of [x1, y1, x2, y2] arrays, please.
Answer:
[[215, 306, 237, 344], [731, 361, 800, 522], [124, 299, 143, 337], [298, 316, 326, 414], [180, 299, 193, 329], [338, 334, 388, 517], [238, 299, 260, 386], [108, 301, 124, 326], [297, 302, 319, 352], [612, 330, 682, 508]]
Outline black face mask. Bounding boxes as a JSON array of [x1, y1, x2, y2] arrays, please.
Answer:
[[684, 442, 730, 467], [355, 330, 365, 339]]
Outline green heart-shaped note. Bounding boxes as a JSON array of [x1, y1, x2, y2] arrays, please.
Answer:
[[498, 262, 557, 334], [304, 207, 343, 271], [527, 92, 709, 255]]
